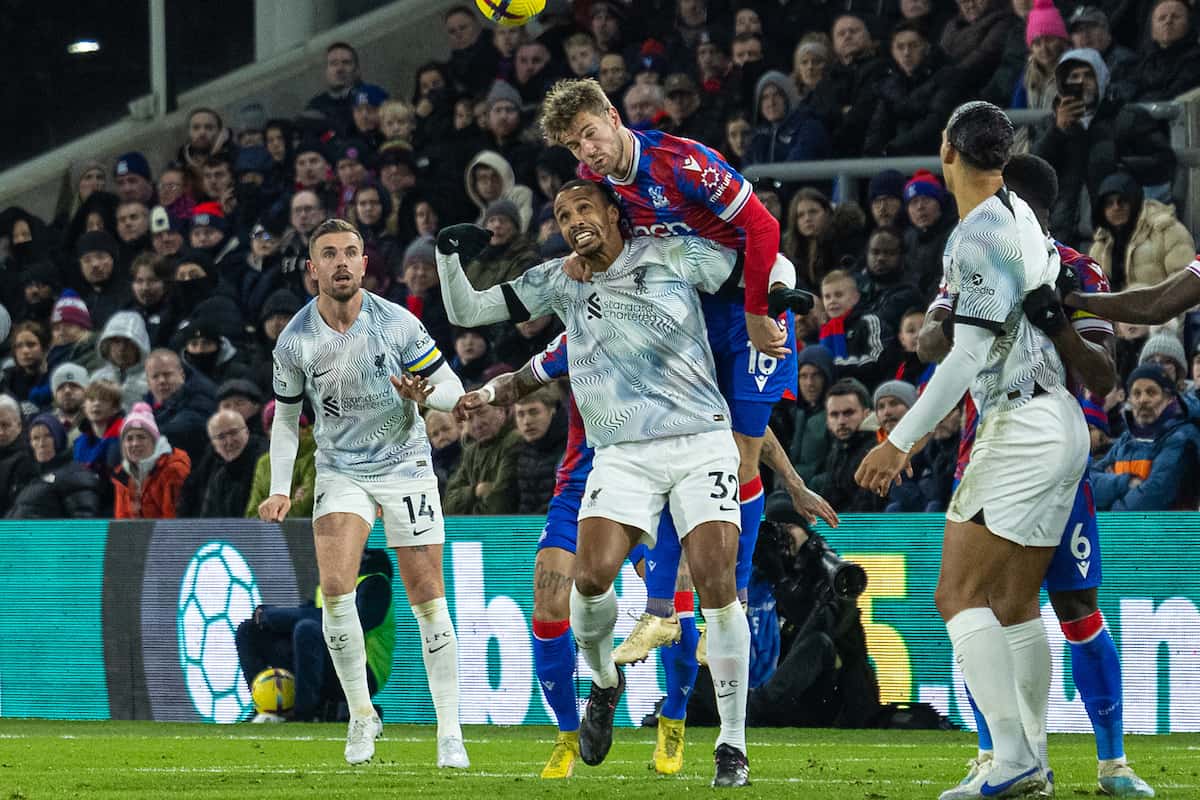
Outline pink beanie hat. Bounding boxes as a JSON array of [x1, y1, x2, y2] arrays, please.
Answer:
[[122, 402, 160, 441], [1026, 0, 1069, 45]]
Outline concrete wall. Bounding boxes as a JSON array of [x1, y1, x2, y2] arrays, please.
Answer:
[[0, 0, 452, 220]]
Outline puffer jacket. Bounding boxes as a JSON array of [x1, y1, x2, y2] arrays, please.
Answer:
[[514, 407, 567, 514], [90, 311, 152, 409], [1090, 401, 1200, 510], [1090, 175, 1195, 289], [111, 436, 192, 519], [7, 449, 101, 519], [464, 150, 534, 232]]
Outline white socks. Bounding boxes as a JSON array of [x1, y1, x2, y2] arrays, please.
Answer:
[[322, 591, 375, 719], [570, 585, 619, 688], [1004, 618, 1051, 771], [414, 597, 462, 740], [704, 600, 750, 755], [946, 607, 1035, 768]]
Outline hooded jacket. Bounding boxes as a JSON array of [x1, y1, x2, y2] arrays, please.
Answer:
[[1090, 400, 1200, 510], [112, 435, 192, 519], [464, 150, 534, 232], [91, 311, 152, 408], [746, 71, 831, 166], [789, 345, 834, 483], [1089, 172, 1194, 289]]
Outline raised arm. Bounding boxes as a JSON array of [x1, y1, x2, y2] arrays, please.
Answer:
[[436, 224, 533, 327], [1066, 266, 1200, 326], [759, 426, 839, 527]]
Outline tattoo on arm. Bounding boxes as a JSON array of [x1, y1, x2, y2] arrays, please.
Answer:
[[759, 426, 802, 485], [489, 363, 544, 406]]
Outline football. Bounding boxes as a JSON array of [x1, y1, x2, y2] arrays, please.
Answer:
[[251, 667, 296, 715], [475, 0, 545, 27]]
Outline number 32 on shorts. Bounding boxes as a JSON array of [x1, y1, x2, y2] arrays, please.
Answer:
[[709, 471, 739, 511]]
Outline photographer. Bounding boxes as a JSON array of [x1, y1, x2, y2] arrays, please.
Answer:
[[688, 492, 880, 728]]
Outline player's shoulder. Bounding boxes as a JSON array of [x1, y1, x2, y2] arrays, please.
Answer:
[[363, 290, 421, 328], [276, 299, 318, 344], [641, 128, 724, 166], [532, 332, 569, 383]]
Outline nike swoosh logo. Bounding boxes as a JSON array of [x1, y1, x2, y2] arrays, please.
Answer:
[[719, 503, 738, 512], [414, 527, 432, 536], [981, 767, 1039, 797], [716, 691, 737, 699], [314, 368, 334, 379], [427, 642, 450, 654]]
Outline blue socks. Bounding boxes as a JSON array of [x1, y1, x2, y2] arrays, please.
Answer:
[[661, 602, 699, 720], [645, 512, 682, 616], [532, 619, 579, 732], [736, 477, 765, 597], [1063, 612, 1124, 761]]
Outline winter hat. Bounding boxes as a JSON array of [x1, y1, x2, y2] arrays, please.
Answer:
[[334, 139, 368, 166], [869, 169, 906, 201], [484, 199, 522, 230], [354, 85, 390, 108], [1126, 364, 1176, 395], [191, 202, 229, 234], [29, 413, 67, 454], [1139, 333, 1187, 374], [51, 290, 93, 330], [235, 100, 268, 133], [122, 401, 160, 441], [72, 159, 107, 188], [403, 236, 437, 266], [293, 138, 330, 163], [114, 152, 151, 181], [1067, 5, 1108, 31], [1026, 0, 1069, 46], [260, 288, 303, 324], [486, 80, 523, 111], [217, 378, 265, 405], [20, 259, 61, 289], [796, 344, 834, 385], [50, 362, 88, 395], [873, 379, 918, 409], [903, 169, 946, 204], [234, 145, 273, 176], [76, 230, 119, 259]]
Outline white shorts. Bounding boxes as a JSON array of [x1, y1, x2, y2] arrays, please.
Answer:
[[947, 388, 1088, 547], [579, 429, 741, 545], [313, 471, 445, 548]]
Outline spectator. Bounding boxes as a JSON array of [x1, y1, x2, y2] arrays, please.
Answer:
[[350, 87, 388, 151], [194, 410, 267, 518], [443, 401, 521, 514], [788, 344, 834, 483], [156, 163, 195, 222], [809, 378, 881, 512], [623, 83, 666, 129], [217, 379, 265, 427], [75, 231, 130, 330], [49, 363, 87, 446], [1115, 0, 1200, 102], [598, 52, 630, 99], [978, 0, 1035, 107], [113, 152, 155, 205], [1090, 365, 1200, 510], [445, 5, 501, 96], [745, 70, 830, 166], [234, 100, 267, 148], [1067, 6, 1137, 77], [940, 0, 1018, 93], [380, 100, 417, 147], [493, 24, 528, 84], [893, 307, 937, 387], [331, 141, 371, 220], [865, 22, 966, 157], [249, 288, 303, 394], [512, 386, 567, 513], [856, 227, 925, 331], [245, 400, 316, 518], [52, 159, 106, 230], [0, 394, 35, 517], [1010, 0, 1070, 151], [48, 291, 102, 374], [189, 202, 242, 271], [866, 169, 906, 230], [1, 320, 50, 411], [483, 81, 540, 189], [385, 238, 453, 357], [872, 380, 916, 441], [127, 253, 177, 348], [661, 73, 724, 148], [1139, 333, 1190, 394], [1089, 172, 1195, 290], [464, 201, 540, 291], [307, 43, 384, 136], [377, 147, 421, 242], [7, 413, 99, 519], [812, 14, 888, 155], [293, 141, 333, 196], [425, 408, 462, 496], [349, 181, 401, 288], [72, 378, 124, 514], [179, 316, 252, 387], [783, 188, 868, 292], [111, 402, 191, 519], [513, 40, 558, 104], [14, 261, 58, 328], [790, 35, 832, 107], [200, 156, 236, 209], [150, 206, 186, 258], [449, 328, 495, 386], [890, 403, 962, 512], [533, 146, 577, 207], [464, 150, 534, 233], [820, 269, 893, 390], [1033, 49, 1175, 247], [277, 189, 327, 290], [90, 310, 151, 409], [565, 32, 601, 79], [902, 170, 957, 295], [722, 113, 753, 170], [177, 108, 234, 188], [493, 315, 563, 371], [144, 349, 217, 464]]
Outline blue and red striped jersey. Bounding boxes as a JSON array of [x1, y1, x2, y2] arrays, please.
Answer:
[[530, 333, 593, 496]]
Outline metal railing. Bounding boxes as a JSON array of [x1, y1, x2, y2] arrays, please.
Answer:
[[743, 102, 1196, 212]]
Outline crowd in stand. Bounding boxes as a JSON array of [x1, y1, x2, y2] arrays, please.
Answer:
[[1, 0, 1198, 521]]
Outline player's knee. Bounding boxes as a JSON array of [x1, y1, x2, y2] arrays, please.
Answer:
[[319, 577, 357, 598], [1049, 589, 1097, 623], [534, 590, 571, 621], [573, 569, 609, 597], [991, 595, 1039, 627], [690, 566, 736, 608]]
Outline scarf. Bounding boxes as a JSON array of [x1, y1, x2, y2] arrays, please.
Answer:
[[819, 315, 847, 358]]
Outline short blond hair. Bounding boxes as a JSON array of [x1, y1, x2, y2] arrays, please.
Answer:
[[539, 78, 612, 145], [379, 99, 413, 122], [821, 268, 856, 288]]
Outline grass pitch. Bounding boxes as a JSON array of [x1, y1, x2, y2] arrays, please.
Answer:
[[0, 720, 1196, 799]]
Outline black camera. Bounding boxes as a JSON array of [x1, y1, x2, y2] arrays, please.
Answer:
[[754, 513, 867, 600]]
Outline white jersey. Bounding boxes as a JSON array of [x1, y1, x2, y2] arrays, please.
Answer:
[[943, 188, 1068, 418], [272, 291, 445, 481], [506, 236, 736, 447]]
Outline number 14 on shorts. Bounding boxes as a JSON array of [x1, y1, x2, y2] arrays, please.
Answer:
[[403, 492, 436, 525]]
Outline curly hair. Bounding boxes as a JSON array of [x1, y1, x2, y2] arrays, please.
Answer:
[[539, 78, 612, 145], [946, 101, 1013, 172]]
